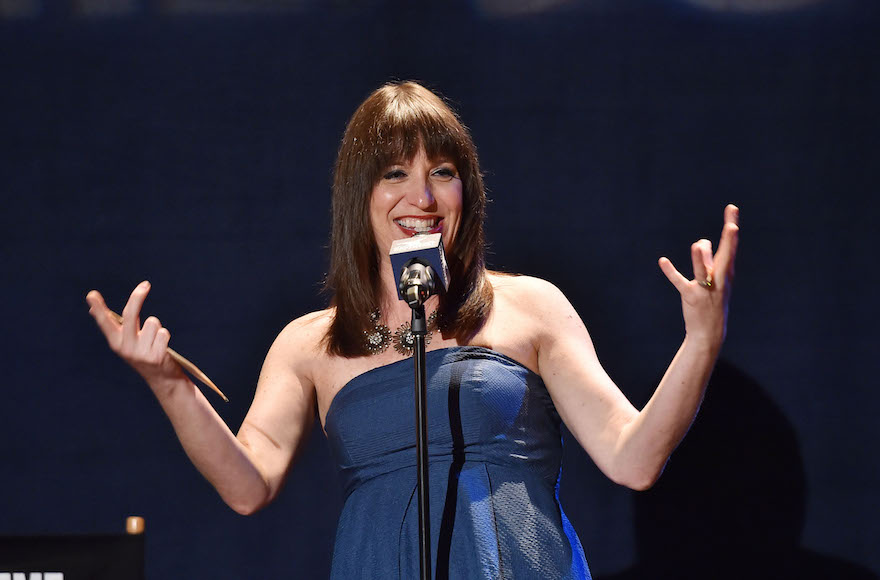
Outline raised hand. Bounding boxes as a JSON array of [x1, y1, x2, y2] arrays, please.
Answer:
[[86, 281, 186, 387], [658, 204, 740, 348]]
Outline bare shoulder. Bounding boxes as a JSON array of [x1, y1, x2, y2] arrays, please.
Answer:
[[487, 272, 572, 316], [487, 271, 587, 350], [264, 307, 334, 383], [476, 273, 579, 373], [274, 308, 333, 348]]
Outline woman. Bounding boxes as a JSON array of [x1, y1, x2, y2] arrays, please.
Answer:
[[86, 81, 739, 579]]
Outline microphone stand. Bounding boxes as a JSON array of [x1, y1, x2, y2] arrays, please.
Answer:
[[408, 299, 431, 580], [399, 258, 440, 580]]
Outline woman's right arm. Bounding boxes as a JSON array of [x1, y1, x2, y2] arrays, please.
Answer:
[[86, 281, 317, 515]]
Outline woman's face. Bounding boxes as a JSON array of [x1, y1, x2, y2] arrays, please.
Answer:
[[370, 146, 463, 259]]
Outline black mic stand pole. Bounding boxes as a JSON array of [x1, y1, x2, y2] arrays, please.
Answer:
[[407, 293, 431, 580], [398, 257, 440, 580]]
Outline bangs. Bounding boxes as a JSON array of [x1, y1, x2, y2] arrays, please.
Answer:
[[373, 110, 469, 169], [348, 84, 473, 184]]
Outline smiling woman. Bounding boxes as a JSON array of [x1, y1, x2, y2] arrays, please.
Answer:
[[370, 148, 462, 252], [326, 82, 493, 357], [86, 80, 739, 579]]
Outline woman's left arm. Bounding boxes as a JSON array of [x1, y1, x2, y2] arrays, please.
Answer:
[[536, 204, 739, 490]]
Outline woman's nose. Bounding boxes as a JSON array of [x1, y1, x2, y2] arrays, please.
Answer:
[[407, 179, 436, 209]]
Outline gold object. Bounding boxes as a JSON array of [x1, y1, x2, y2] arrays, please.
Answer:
[[126, 516, 145, 535], [698, 273, 713, 289], [108, 310, 229, 402]]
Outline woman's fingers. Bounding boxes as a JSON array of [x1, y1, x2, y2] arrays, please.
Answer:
[[86, 289, 121, 346], [152, 327, 172, 364], [659, 257, 690, 293], [713, 204, 740, 284], [691, 239, 714, 283], [723, 203, 739, 225], [658, 205, 739, 346], [87, 281, 169, 361], [120, 281, 151, 350], [139, 316, 162, 357], [87, 282, 183, 384]]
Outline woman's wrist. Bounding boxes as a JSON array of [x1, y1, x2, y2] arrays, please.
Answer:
[[682, 331, 723, 358], [144, 371, 191, 403]]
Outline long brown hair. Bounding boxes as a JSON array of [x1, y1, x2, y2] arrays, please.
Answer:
[[324, 81, 493, 357]]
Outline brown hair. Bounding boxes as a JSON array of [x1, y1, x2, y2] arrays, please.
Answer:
[[324, 81, 493, 357]]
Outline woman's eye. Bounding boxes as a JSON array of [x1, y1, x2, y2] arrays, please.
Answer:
[[383, 169, 406, 180], [432, 167, 458, 180]]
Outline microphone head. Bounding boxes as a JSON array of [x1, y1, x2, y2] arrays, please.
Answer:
[[389, 233, 450, 302]]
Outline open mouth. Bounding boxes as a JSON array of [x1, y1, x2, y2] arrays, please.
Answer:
[[394, 216, 443, 236]]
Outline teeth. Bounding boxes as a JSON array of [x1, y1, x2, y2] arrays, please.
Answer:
[[395, 217, 439, 232]]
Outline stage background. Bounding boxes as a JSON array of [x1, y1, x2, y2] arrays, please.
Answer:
[[2, 0, 878, 577]]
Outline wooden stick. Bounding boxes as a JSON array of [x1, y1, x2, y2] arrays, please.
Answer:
[[108, 310, 229, 403]]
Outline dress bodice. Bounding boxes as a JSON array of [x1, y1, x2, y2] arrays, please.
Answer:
[[323, 346, 590, 579]]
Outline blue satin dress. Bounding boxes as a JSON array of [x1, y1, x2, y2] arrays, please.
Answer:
[[324, 346, 591, 579]]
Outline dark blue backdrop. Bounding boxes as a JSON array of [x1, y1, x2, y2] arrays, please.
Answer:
[[2, 1, 878, 578]]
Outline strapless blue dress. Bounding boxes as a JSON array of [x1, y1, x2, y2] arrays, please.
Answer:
[[324, 346, 591, 579]]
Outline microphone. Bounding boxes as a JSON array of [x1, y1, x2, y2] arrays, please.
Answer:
[[390, 233, 450, 308]]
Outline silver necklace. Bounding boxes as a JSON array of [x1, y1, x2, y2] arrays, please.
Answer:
[[364, 309, 439, 356]]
